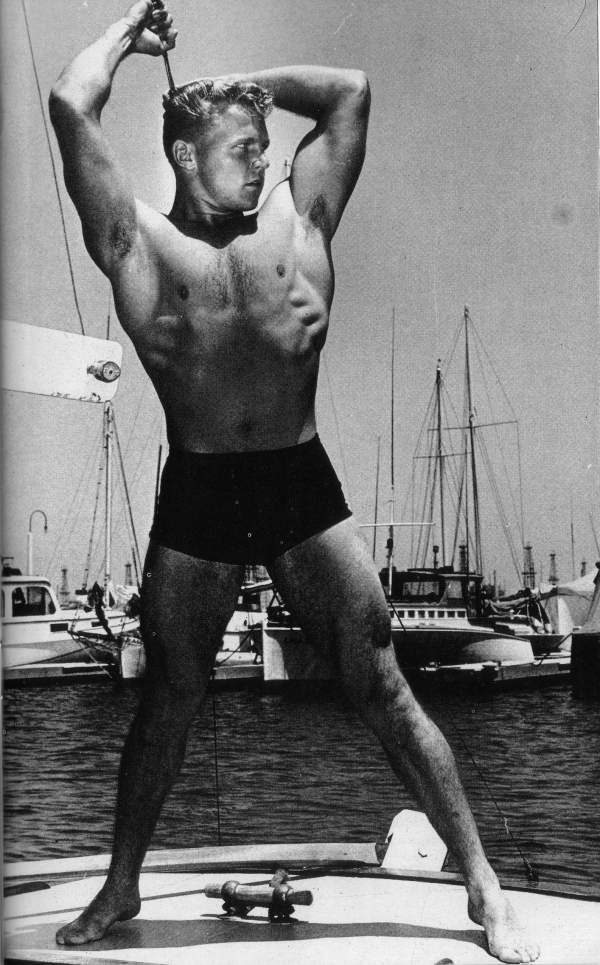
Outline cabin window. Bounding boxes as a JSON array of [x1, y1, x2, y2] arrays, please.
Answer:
[[408, 610, 415, 618], [428, 610, 435, 618], [402, 579, 442, 603], [418, 610, 425, 618], [447, 610, 455, 617], [12, 585, 56, 617]]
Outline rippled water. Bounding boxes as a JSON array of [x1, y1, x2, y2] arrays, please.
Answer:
[[4, 680, 600, 892]]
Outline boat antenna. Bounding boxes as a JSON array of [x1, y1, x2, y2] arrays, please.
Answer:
[[20, 0, 86, 335]]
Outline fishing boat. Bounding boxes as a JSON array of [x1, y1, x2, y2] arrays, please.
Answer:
[[4, 808, 599, 964], [1, 397, 143, 681], [1, 566, 138, 672]]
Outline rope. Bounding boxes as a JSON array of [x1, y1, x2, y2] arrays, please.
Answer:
[[210, 688, 223, 846], [384, 577, 538, 881], [20, 0, 86, 335], [442, 717, 539, 883]]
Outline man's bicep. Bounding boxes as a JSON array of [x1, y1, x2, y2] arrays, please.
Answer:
[[289, 82, 370, 238]]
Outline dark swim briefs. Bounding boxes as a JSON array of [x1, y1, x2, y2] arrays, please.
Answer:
[[150, 434, 352, 564]]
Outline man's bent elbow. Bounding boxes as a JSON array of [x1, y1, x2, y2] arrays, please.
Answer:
[[48, 82, 78, 132], [341, 70, 370, 116], [49, 77, 95, 130]]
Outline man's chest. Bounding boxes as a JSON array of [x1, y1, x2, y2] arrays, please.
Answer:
[[158, 211, 331, 319]]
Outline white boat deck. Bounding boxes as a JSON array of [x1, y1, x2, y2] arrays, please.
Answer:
[[5, 848, 600, 965]]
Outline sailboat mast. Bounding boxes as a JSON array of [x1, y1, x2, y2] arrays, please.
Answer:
[[464, 306, 482, 574], [387, 308, 396, 593], [373, 435, 381, 559], [103, 401, 113, 599], [435, 360, 446, 565]]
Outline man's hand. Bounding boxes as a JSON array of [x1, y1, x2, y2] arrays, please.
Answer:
[[123, 0, 177, 57]]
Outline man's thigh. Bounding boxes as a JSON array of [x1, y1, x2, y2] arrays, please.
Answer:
[[267, 518, 398, 686], [141, 540, 244, 682]]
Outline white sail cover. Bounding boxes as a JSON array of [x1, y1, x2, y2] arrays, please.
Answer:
[[536, 570, 598, 634]]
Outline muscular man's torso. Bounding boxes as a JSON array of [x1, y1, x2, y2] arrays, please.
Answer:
[[112, 181, 333, 453]]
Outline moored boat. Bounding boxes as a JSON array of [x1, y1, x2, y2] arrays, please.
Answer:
[[1, 569, 138, 671]]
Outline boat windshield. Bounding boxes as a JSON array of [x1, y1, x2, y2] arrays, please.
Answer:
[[400, 578, 445, 604], [10, 585, 56, 617], [394, 575, 479, 614]]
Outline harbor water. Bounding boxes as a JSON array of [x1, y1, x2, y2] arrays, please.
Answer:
[[4, 680, 600, 893]]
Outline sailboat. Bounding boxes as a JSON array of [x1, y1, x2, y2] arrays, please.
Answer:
[[1, 375, 142, 677], [1, 2, 141, 679], [376, 307, 570, 686]]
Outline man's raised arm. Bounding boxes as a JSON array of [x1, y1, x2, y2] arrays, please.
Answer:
[[228, 66, 370, 240], [49, 0, 176, 277]]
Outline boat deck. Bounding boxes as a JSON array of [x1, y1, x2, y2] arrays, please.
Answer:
[[5, 846, 599, 965]]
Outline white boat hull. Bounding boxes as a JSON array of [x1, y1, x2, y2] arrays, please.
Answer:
[[2, 610, 139, 669]]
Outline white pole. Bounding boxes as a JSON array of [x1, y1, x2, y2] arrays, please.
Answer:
[[27, 510, 48, 576]]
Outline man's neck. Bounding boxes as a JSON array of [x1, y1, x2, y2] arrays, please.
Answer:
[[169, 188, 246, 228], [166, 204, 258, 244]]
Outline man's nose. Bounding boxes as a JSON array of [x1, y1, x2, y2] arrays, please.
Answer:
[[251, 154, 269, 171]]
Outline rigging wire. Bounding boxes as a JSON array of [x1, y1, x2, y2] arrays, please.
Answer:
[[384, 594, 537, 881], [443, 716, 539, 882], [323, 354, 352, 505], [20, 0, 86, 336], [113, 417, 143, 584], [44, 430, 100, 579], [210, 688, 223, 846], [471, 335, 525, 551], [82, 427, 107, 589]]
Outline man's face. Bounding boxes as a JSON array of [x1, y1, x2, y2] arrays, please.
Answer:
[[192, 105, 270, 214]]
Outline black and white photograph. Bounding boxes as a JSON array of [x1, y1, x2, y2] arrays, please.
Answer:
[[2, 0, 599, 962]]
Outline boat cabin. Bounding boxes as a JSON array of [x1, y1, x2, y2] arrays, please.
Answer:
[[379, 567, 484, 620], [1, 575, 59, 620]]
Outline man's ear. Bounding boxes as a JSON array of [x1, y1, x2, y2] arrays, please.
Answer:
[[172, 139, 196, 172]]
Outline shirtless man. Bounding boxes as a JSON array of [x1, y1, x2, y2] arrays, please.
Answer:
[[49, 3, 539, 961]]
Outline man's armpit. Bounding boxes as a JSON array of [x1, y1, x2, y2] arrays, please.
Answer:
[[110, 218, 135, 258], [308, 193, 331, 235]]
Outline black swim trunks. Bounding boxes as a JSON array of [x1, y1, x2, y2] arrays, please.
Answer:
[[150, 434, 352, 564]]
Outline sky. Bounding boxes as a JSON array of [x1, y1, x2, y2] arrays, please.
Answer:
[[1, 0, 598, 594]]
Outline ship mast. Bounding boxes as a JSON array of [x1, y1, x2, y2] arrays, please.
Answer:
[[464, 306, 482, 575]]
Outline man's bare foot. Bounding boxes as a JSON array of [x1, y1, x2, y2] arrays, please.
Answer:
[[55, 883, 141, 945], [468, 885, 540, 964]]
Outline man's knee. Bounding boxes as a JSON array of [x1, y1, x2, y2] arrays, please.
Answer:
[[358, 593, 392, 649]]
